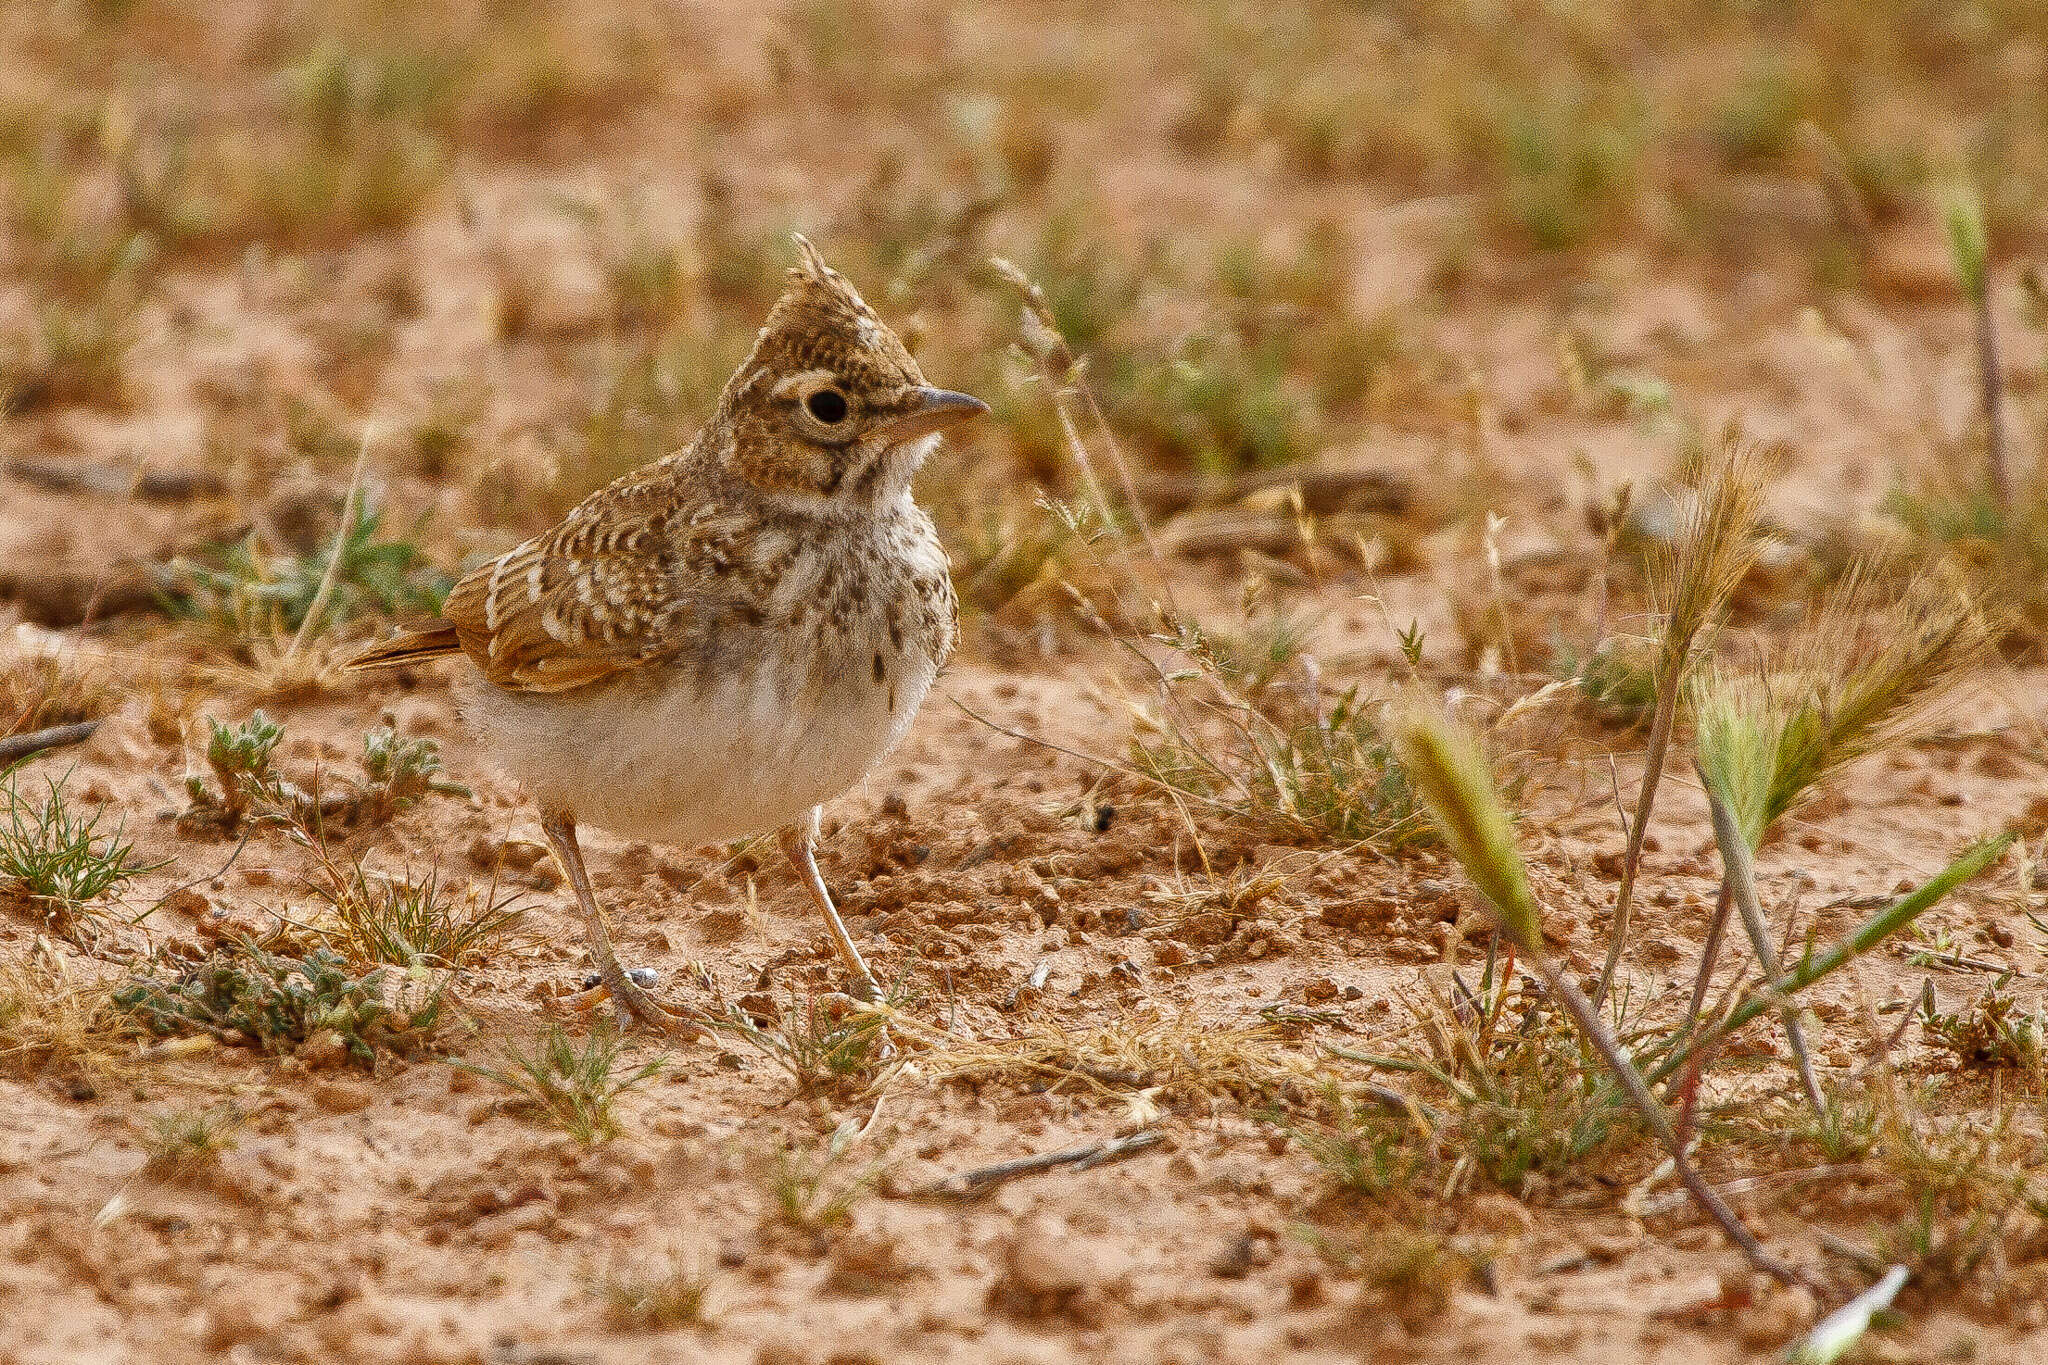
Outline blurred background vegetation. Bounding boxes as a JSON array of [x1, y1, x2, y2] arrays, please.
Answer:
[[1, 0, 2043, 643]]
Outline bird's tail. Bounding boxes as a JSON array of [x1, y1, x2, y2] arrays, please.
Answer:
[[345, 622, 463, 671]]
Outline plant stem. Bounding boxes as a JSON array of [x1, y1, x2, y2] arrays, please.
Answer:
[[1974, 274, 2012, 517], [288, 434, 371, 660], [1705, 785, 1826, 1118], [1531, 949, 1803, 1287], [1652, 832, 2013, 1088], [1688, 876, 1736, 1021], [1596, 654, 1682, 1008]]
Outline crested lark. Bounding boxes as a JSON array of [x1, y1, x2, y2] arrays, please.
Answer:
[[349, 236, 985, 1032]]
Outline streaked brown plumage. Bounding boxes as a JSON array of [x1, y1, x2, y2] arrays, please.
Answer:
[[350, 236, 985, 1030]]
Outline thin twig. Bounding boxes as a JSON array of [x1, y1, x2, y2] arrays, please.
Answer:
[[0, 720, 100, 767], [1900, 946, 2015, 975], [893, 1129, 1162, 1201]]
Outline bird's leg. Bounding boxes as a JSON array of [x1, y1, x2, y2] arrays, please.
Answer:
[[541, 809, 704, 1039], [780, 808, 881, 1001]]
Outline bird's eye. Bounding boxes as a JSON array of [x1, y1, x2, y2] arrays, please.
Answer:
[[805, 388, 849, 424]]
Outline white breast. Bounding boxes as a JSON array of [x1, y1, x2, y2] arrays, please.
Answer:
[[461, 640, 936, 846]]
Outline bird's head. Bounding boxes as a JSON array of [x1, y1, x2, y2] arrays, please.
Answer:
[[711, 235, 986, 510]]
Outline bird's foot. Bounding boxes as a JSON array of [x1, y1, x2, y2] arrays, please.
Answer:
[[566, 965, 710, 1040]]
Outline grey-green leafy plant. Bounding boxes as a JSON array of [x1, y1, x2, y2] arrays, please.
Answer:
[[184, 712, 467, 832], [357, 725, 469, 822], [1921, 985, 2044, 1074], [185, 710, 288, 825], [165, 500, 450, 638], [116, 944, 445, 1067]]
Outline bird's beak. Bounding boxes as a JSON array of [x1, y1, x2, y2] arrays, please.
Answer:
[[877, 388, 990, 443]]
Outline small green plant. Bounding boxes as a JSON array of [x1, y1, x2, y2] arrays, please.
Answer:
[[769, 1120, 880, 1231], [116, 944, 445, 1067], [590, 1251, 716, 1331], [7, 290, 143, 412], [143, 1103, 244, 1178], [356, 725, 469, 822], [0, 764, 158, 916], [1922, 986, 2044, 1075], [0, 171, 154, 413], [705, 983, 905, 1096], [1393, 696, 2016, 1285], [1276, 1081, 1424, 1199], [1791, 1080, 2045, 1303], [1330, 972, 1639, 1199], [305, 859, 526, 971], [1689, 561, 1991, 1070], [455, 1024, 662, 1144], [185, 710, 288, 826], [1597, 440, 1770, 1005], [184, 712, 467, 832], [1128, 616, 1425, 849]]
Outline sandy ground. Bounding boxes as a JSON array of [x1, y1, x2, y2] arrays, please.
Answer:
[[5, 3, 2048, 1362]]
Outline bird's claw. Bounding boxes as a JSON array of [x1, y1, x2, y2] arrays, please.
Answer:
[[565, 970, 710, 1041]]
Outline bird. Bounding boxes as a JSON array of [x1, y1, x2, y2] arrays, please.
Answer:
[[347, 235, 986, 1034]]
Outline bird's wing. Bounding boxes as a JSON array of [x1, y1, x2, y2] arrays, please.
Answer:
[[443, 472, 695, 694]]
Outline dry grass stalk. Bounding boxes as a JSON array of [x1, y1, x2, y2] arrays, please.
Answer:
[[1, 645, 113, 738], [0, 939, 129, 1081], [1597, 438, 1770, 1005], [1688, 562, 1991, 1016], [1943, 184, 2009, 516], [925, 1011, 1314, 1104], [1392, 699, 1804, 1286], [989, 254, 1169, 588]]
